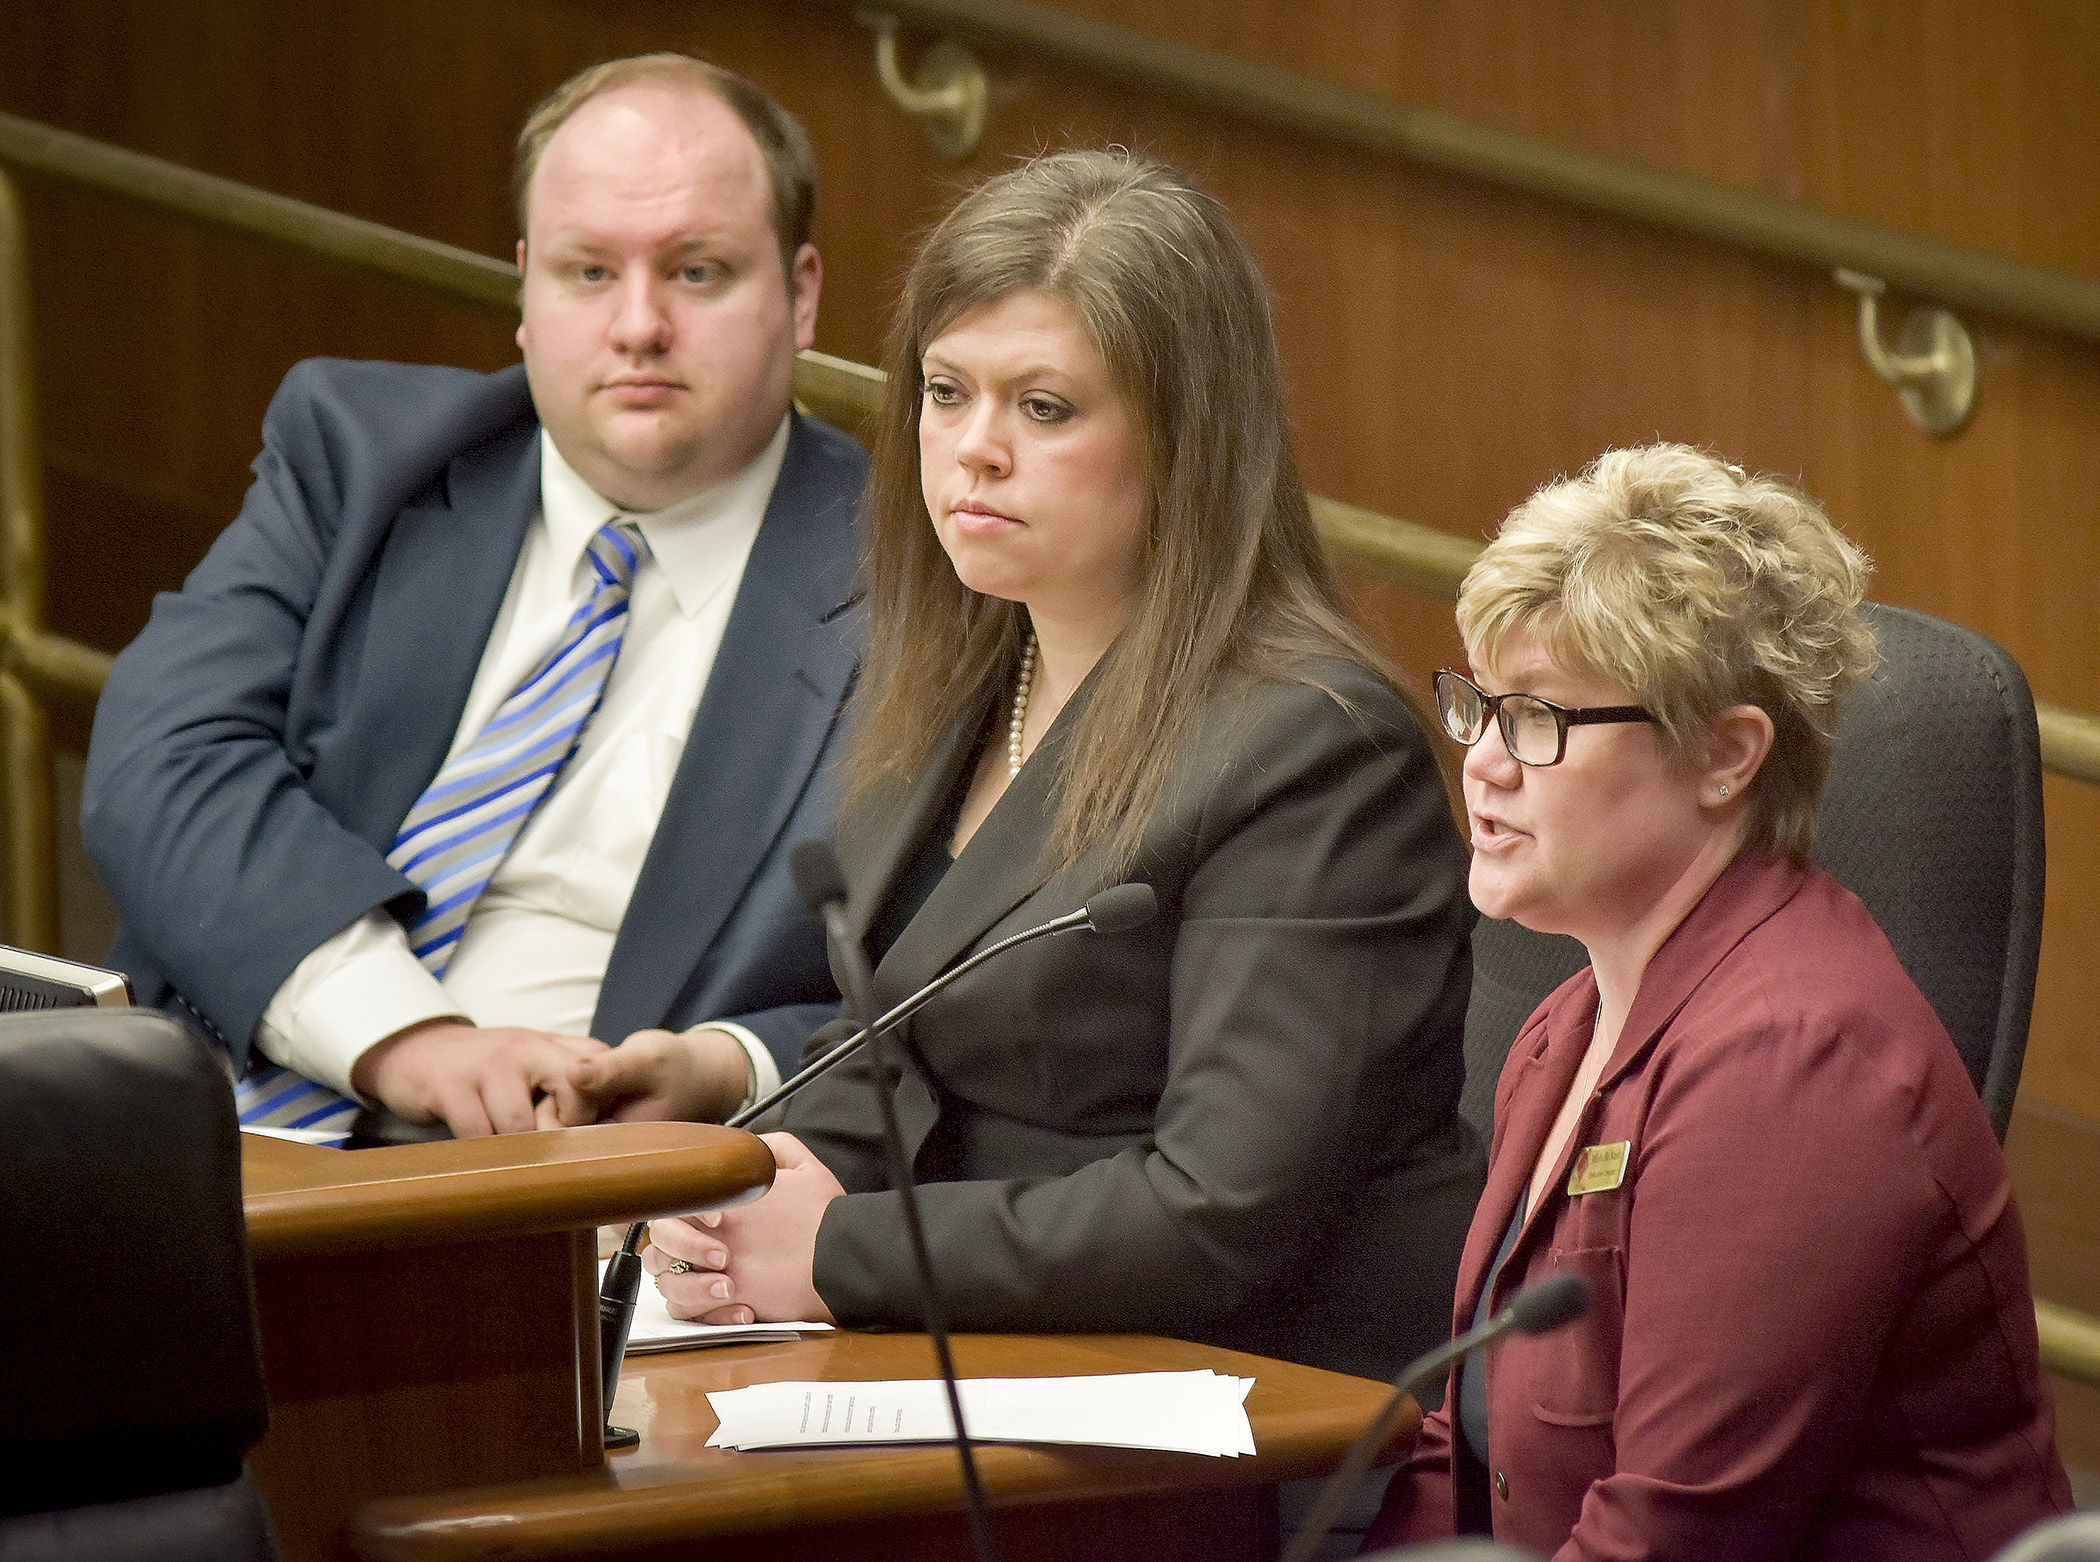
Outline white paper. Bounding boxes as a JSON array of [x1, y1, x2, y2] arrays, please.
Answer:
[[706, 1370, 1256, 1456], [240, 1124, 345, 1145], [599, 1258, 835, 1353]]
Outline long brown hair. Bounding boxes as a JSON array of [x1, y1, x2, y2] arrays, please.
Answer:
[[850, 149, 1390, 873]]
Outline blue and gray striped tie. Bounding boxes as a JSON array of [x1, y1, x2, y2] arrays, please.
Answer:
[[236, 519, 646, 1145]]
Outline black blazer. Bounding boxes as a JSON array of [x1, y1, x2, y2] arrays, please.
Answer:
[[783, 659, 1483, 1381], [83, 358, 866, 1071]]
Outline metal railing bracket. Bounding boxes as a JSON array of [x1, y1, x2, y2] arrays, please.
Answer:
[[860, 11, 988, 163], [1836, 268, 1977, 437]]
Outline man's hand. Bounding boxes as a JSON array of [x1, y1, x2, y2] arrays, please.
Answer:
[[539, 1026, 753, 1128], [642, 1133, 842, 1324], [350, 1019, 608, 1137]]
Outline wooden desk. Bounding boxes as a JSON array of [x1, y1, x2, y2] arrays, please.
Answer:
[[351, 1330, 1413, 1562], [241, 1124, 777, 1561]]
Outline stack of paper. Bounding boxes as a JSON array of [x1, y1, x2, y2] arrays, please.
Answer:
[[707, 1370, 1255, 1456], [599, 1259, 835, 1353]]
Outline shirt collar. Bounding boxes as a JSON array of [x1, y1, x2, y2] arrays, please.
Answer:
[[536, 414, 792, 617]]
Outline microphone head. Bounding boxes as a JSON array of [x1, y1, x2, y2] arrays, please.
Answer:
[[1084, 883, 1158, 934], [1509, 1271, 1590, 1333], [790, 839, 850, 916]]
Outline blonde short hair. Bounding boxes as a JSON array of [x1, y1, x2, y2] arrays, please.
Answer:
[[1458, 444, 1878, 860]]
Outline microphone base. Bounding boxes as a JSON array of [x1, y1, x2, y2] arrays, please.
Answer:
[[604, 1423, 641, 1450]]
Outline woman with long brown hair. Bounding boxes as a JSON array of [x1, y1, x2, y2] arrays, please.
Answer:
[[616, 149, 1480, 1380]]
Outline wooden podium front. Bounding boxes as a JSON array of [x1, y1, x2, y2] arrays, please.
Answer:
[[242, 1125, 1413, 1562], [240, 1124, 777, 1561]]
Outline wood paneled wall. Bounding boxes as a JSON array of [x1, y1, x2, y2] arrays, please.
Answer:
[[7, 0, 2100, 1437]]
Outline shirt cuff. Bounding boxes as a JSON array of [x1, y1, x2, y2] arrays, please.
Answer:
[[256, 910, 467, 1100], [693, 1020, 780, 1116]]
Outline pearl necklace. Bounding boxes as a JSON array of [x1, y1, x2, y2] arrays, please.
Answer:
[[1007, 632, 1038, 779]]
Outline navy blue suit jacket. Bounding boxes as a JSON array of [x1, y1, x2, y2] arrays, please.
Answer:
[[82, 358, 866, 1074]]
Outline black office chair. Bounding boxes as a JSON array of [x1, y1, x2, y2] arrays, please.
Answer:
[[0, 1007, 279, 1560], [1459, 602, 2044, 1144]]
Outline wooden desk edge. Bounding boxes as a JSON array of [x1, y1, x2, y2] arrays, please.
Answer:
[[351, 1422, 1421, 1560], [348, 1336, 1419, 1562], [243, 1122, 776, 1259]]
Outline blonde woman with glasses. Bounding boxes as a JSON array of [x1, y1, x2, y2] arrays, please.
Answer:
[[1370, 444, 2069, 1560]]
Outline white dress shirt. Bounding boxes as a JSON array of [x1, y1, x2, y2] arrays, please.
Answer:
[[255, 418, 792, 1106]]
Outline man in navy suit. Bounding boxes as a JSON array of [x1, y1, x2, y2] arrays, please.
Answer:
[[82, 54, 865, 1138]]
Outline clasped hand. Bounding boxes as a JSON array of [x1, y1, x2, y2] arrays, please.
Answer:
[[642, 1133, 843, 1325], [351, 1018, 607, 1137], [351, 1020, 754, 1137]]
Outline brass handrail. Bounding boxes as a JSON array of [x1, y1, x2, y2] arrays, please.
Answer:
[[0, 114, 518, 312], [0, 111, 2096, 770], [3, 111, 2099, 1391], [2038, 1301, 2100, 1393], [0, 168, 59, 951], [859, 0, 2100, 345]]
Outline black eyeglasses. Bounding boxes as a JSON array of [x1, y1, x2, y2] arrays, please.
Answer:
[[1434, 669, 1653, 767]]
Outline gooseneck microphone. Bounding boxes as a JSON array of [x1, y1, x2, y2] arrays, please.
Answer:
[[736, 876, 1158, 1128], [791, 839, 996, 1562], [789, 841, 877, 1029], [1278, 1271, 1591, 1562], [595, 844, 1159, 1452]]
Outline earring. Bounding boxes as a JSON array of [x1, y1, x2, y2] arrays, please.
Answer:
[[1718, 783, 1730, 797]]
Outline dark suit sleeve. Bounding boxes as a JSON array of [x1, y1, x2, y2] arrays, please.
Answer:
[[727, 1003, 845, 1076], [807, 674, 1475, 1351], [81, 362, 431, 1063]]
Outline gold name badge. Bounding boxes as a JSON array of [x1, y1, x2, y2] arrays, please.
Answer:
[[1567, 1141, 1629, 1196]]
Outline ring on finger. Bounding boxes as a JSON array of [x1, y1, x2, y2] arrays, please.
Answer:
[[665, 1259, 694, 1275]]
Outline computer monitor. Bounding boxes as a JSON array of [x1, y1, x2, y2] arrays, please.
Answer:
[[0, 945, 132, 1012]]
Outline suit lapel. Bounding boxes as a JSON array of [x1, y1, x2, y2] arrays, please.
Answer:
[[593, 415, 862, 1042], [324, 423, 540, 849], [1484, 854, 1807, 1295], [1602, 854, 1802, 1081], [835, 692, 987, 951], [1456, 1003, 1590, 1321], [862, 676, 1083, 1011]]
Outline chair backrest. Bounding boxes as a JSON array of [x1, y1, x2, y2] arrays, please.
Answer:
[[0, 1007, 276, 1556], [1459, 602, 2044, 1143]]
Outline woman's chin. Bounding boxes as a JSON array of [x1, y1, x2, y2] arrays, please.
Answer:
[[1466, 861, 1525, 924], [944, 561, 1030, 606], [1467, 867, 1570, 937]]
